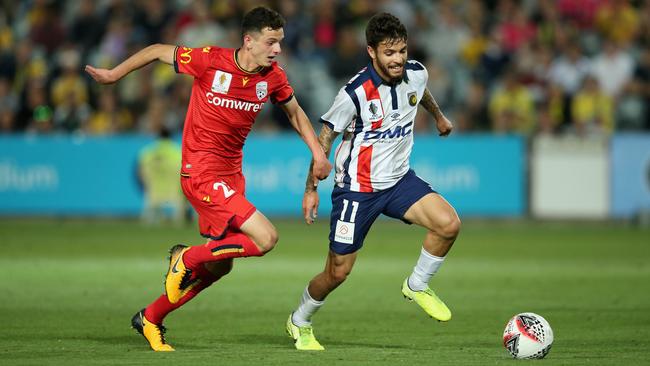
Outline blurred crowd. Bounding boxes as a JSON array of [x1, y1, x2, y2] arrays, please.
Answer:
[[0, 0, 649, 137]]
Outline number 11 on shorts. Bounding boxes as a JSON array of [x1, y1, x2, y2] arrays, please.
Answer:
[[340, 199, 359, 223]]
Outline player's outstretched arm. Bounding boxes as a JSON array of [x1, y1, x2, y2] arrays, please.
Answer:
[[302, 124, 339, 225], [420, 88, 453, 136], [280, 97, 332, 180], [85, 44, 176, 84]]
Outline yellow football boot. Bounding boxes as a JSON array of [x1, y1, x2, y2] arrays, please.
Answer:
[[131, 309, 174, 351], [286, 314, 325, 351], [401, 278, 452, 322], [165, 244, 200, 304]]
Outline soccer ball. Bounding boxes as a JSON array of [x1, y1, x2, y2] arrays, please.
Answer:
[[503, 312, 554, 359]]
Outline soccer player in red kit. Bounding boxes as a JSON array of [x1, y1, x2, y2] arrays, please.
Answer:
[[85, 7, 331, 351]]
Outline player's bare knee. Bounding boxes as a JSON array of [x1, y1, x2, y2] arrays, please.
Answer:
[[327, 266, 350, 286], [439, 214, 461, 241], [257, 228, 279, 253]]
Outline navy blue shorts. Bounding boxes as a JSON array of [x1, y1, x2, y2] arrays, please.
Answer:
[[329, 169, 435, 255]]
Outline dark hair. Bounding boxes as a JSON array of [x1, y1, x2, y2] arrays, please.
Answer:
[[241, 6, 285, 37], [365, 12, 408, 49]]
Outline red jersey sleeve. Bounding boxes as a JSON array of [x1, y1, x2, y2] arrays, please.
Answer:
[[270, 65, 294, 104], [174, 46, 215, 78]]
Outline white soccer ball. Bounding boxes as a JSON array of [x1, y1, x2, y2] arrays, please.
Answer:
[[502, 312, 554, 359]]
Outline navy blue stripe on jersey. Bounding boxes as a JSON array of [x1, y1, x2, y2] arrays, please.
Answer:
[[405, 60, 424, 71], [344, 74, 366, 115], [342, 115, 364, 189], [390, 85, 398, 110], [366, 63, 384, 87], [319, 118, 334, 131]]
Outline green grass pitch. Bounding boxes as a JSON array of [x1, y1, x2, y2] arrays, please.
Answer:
[[1, 218, 649, 365]]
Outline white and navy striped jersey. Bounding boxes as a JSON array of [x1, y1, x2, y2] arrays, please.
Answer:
[[321, 60, 428, 192]]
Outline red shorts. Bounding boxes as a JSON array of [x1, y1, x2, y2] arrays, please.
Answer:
[[181, 172, 256, 240]]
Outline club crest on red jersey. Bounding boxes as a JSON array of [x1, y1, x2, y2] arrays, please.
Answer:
[[211, 71, 232, 94], [256, 81, 268, 100]]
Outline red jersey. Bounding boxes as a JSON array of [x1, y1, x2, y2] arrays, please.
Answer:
[[174, 46, 294, 176]]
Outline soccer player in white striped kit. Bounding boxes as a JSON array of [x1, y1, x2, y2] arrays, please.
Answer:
[[286, 12, 461, 350]]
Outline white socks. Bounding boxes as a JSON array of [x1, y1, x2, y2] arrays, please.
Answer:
[[408, 247, 445, 291], [291, 286, 324, 326]]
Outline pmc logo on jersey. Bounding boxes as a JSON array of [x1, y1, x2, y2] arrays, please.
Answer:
[[363, 121, 413, 140], [256, 81, 268, 100], [212, 71, 232, 94]]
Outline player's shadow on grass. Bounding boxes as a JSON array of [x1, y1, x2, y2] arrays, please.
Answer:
[[320, 339, 420, 350], [234, 334, 420, 351]]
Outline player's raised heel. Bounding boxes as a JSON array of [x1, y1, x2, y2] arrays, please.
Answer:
[[165, 244, 201, 304], [131, 309, 174, 351], [401, 278, 452, 322], [286, 314, 325, 351]]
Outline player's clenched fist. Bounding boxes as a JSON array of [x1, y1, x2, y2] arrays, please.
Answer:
[[312, 157, 332, 180]]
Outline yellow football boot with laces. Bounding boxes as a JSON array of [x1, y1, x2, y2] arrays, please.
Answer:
[[286, 314, 325, 351], [401, 278, 452, 322], [165, 244, 201, 304], [131, 309, 174, 351]]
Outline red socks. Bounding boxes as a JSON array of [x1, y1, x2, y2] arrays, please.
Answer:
[[144, 232, 263, 324], [183, 232, 263, 270], [144, 266, 218, 324]]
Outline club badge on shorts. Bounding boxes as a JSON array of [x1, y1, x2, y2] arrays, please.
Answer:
[[256, 81, 268, 100]]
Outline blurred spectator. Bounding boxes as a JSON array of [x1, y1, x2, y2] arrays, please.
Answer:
[[556, 0, 601, 29], [571, 75, 614, 136], [489, 70, 535, 134], [312, 0, 337, 56], [455, 78, 490, 132], [177, 0, 226, 48], [18, 80, 50, 132], [278, 0, 310, 56], [595, 0, 640, 47], [0, 77, 17, 133], [138, 127, 184, 225], [548, 43, 591, 97], [0, 0, 648, 135], [69, 0, 104, 61], [134, 0, 174, 45], [29, 105, 54, 134], [137, 95, 180, 134], [495, 4, 536, 54], [28, 1, 66, 55], [618, 47, 650, 130], [50, 48, 91, 132], [327, 26, 367, 85], [537, 83, 566, 135], [590, 40, 635, 98], [86, 88, 133, 134]]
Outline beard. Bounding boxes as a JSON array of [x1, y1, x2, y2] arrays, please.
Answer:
[[377, 60, 405, 83]]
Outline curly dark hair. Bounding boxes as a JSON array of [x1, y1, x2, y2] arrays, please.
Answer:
[[241, 6, 285, 36], [365, 12, 408, 49]]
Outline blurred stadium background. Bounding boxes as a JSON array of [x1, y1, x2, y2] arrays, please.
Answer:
[[1, 0, 649, 365]]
